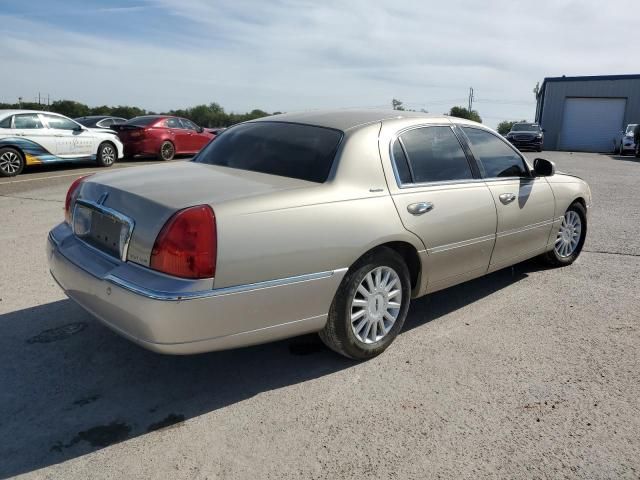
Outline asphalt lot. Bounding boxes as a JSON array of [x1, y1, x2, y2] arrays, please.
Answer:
[[1, 152, 639, 479]]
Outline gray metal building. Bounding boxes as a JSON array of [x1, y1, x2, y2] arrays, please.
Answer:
[[535, 74, 640, 152]]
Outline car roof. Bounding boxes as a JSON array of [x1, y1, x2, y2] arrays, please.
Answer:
[[250, 109, 451, 131], [0, 109, 44, 117]]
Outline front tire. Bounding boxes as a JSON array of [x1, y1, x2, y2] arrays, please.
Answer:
[[540, 202, 587, 267], [319, 247, 411, 360], [0, 147, 24, 177], [620, 143, 626, 156], [159, 141, 175, 161], [96, 142, 117, 167]]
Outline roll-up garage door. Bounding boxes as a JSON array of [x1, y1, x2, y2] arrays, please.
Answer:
[[558, 98, 626, 152]]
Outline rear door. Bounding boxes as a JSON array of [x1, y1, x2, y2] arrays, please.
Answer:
[[12, 113, 58, 160], [460, 126, 555, 271], [382, 123, 497, 293], [166, 117, 188, 153]]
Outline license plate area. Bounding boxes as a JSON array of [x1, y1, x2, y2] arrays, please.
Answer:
[[73, 202, 134, 261]]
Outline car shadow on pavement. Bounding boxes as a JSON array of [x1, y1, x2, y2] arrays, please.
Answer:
[[0, 259, 540, 478]]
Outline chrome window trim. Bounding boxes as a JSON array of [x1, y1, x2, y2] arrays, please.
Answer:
[[73, 199, 135, 262], [388, 123, 479, 189]]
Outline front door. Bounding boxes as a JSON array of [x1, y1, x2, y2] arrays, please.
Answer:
[[42, 114, 95, 158], [460, 126, 555, 271], [383, 124, 497, 293]]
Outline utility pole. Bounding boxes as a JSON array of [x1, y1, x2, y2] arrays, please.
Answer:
[[468, 87, 474, 113], [38, 92, 41, 105]]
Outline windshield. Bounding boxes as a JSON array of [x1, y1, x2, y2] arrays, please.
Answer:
[[626, 124, 637, 134], [511, 123, 540, 132], [194, 122, 343, 183], [126, 116, 162, 127]]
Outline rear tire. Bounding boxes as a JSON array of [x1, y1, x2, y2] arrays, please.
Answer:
[[159, 141, 175, 161], [540, 202, 587, 267], [0, 147, 24, 177], [96, 142, 117, 167], [319, 247, 411, 360]]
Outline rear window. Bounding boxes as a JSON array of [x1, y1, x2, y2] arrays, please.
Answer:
[[126, 116, 162, 127], [194, 122, 343, 183]]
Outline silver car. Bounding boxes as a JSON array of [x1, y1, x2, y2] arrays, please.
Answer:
[[47, 110, 591, 359], [615, 123, 637, 155]]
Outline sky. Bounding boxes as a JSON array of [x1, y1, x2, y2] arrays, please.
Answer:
[[0, 0, 635, 127]]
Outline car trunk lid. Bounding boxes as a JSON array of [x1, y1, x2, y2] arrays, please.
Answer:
[[74, 161, 314, 267]]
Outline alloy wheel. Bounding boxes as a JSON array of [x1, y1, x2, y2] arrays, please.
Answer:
[[101, 145, 116, 165], [0, 151, 22, 175], [161, 142, 174, 160], [350, 266, 402, 344], [555, 210, 582, 258]]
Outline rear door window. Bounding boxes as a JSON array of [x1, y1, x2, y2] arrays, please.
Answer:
[[14, 114, 44, 129], [396, 126, 473, 183], [195, 122, 343, 183], [462, 127, 528, 178]]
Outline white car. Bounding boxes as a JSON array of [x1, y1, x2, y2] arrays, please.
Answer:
[[616, 123, 637, 156], [0, 110, 124, 177]]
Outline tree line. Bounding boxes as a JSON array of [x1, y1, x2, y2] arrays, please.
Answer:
[[0, 100, 273, 127]]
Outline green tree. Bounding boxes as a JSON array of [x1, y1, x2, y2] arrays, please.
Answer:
[[448, 106, 481, 123], [392, 98, 405, 111], [497, 119, 527, 135], [49, 100, 91, 118], [110, 105, 146, 118]]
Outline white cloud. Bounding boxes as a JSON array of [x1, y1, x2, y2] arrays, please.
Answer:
[[0, 0, 635, 127]]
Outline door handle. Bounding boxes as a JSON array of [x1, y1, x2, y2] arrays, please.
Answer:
[[499, 193, 517, 204], [407, 202, 434, 215]]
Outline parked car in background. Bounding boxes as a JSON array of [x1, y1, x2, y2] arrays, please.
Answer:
[[48, 110, 591, 360], [206, 127, 226, 136], [112, 115, 216, 160], [505, 123, 544, 151], [615, 124, 637, 155], [75, 115, 127, 133], [0, 110, 123, 177]]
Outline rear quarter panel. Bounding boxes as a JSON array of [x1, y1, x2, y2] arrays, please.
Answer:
[[211, 123, 426, 288]]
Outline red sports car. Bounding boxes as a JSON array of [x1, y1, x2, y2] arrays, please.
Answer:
[[114, 115, 217, 160]]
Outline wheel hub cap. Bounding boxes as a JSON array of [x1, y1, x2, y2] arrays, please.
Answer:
[[351, 266, 402, 344], [555, 210, 582, 258]]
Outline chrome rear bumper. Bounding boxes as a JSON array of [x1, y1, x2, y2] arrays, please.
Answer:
[[47, 223, 345, 354]]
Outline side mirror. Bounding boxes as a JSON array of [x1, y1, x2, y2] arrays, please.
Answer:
[[541, 128, 546, 133], [197, 126, 204, 133], [533, 158, 555, 176]]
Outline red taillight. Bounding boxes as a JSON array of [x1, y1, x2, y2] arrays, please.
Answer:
[[150, 205, 217, 279], [64, 175, 92, 223]]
